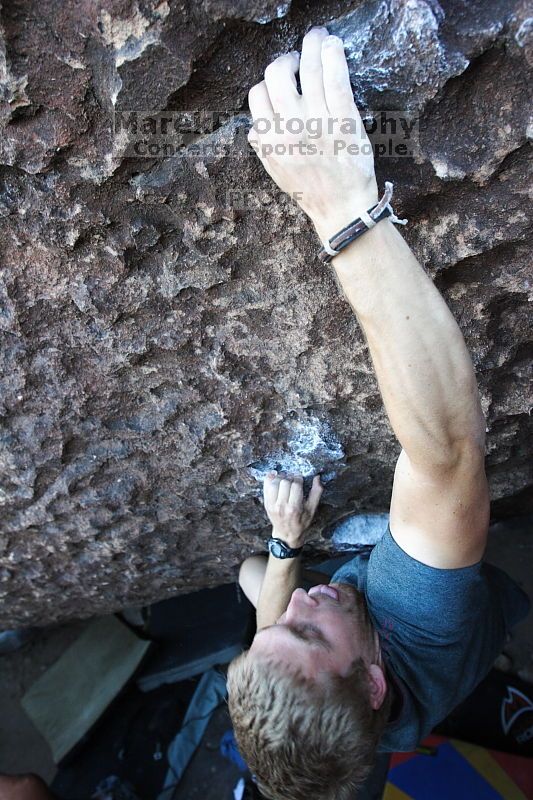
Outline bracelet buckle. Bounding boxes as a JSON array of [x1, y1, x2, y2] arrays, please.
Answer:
[[318, 181, 408, 264]]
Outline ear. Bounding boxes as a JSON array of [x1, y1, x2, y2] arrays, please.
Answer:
[[367, 664, 388, 710]]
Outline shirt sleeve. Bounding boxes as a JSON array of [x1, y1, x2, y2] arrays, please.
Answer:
[[367, 525, 491, 640]]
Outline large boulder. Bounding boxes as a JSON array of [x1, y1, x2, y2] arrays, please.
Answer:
[[0, 0, 531, 626]]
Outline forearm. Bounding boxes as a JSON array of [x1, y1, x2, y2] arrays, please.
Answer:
[[314, 216, 486, 471], [256, 545, 301, 630]]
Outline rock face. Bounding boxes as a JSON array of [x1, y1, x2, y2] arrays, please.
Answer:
[[0, 0, 531, 627]]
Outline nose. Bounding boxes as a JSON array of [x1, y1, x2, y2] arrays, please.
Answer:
[[285, 587, 318, 620]]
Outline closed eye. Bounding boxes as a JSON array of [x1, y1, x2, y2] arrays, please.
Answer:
[[257, 622, 332, 651], [289, 623, 332, 650]]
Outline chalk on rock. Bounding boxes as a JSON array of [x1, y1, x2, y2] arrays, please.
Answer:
[[249, 414, 345, 483], [328, 513, 389, 551]]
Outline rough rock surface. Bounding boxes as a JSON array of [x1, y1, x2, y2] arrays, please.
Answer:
[[0, 0, 531, 626]]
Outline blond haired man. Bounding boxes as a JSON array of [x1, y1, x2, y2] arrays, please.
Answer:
[[227, 26, 530, 800]]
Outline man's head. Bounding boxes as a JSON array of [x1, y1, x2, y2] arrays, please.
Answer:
[[227, 582, 391, 800]]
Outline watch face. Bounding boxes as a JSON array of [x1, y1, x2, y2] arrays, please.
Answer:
[[270, 540, 285, 558]]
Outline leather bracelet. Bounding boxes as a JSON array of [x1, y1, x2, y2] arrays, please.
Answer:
[[317, 181, 408, 264]]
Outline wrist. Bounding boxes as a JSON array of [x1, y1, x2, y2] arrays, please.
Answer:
[[311, 189, 379, 243], [331, 216, 403, 274], [271, 528, 305, 550]]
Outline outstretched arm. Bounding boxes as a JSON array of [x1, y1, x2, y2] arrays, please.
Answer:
[[248, 27, 489, 568], [324, 216, 489, 568]]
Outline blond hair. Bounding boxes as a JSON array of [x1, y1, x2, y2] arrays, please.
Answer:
[[227, 651, 391, 800]]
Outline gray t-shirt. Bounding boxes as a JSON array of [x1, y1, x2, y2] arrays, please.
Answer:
[[330, 525, 530, 753]]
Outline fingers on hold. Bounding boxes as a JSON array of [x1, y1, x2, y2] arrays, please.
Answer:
[[264, 53, 301, 111], [288, 475, 304, 505], [263, 471, 280, 505], [247, 81, 263, 106], [264, 53, 299, 87], [322, 34, 343, 49], [284, 473, 304, 484], [321, 36, 348, 78], [248, 80, 274, 120], [321, 40, 348, 71], [305, 475, 324, 513], [276, 476, 292, 503], [321, 37, 357, 116], [269, 50, 300, 67], [305, 26, 329, 39], [299, 29, 329, 112], [301, 26, 330, 59]]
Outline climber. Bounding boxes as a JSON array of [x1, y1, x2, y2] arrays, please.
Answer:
[[226, 25, 530, 800]]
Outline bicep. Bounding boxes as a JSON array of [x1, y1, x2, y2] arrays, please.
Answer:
[[389, 445, 490, 569]]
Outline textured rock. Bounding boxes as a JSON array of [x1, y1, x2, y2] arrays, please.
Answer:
[[203, 0, 291, 24], [0, 0, 531, 626]]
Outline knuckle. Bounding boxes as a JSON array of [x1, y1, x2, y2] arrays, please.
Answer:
[[248, 83, 262, 103], [264, 62, 278, 80], [248, 128, 260, 145], [274, 52, 291, 65], [277, 52, 295, 64]]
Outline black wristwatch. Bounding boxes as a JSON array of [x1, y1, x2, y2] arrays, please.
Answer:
[[267, 537, 303, 559]]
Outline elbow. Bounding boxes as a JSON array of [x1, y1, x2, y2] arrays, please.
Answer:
[[455, 433, 486, 463], [455, 407, 487, 462], [405, 406, 487, 478], [443, 397, 487, 469], [413, 432, 486, 476], [440, 433, 487, 474]]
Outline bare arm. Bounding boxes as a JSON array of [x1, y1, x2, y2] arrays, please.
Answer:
[[256, 553, 302, 630], [318, 218, 489, 568], [256, 472, 322, 629], [248, 27, 489, 568]]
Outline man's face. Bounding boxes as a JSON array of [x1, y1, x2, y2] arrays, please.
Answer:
[[249, 582, 377, 681]]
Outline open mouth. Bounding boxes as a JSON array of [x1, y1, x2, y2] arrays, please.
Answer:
[[308, 584, 339, 601]]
